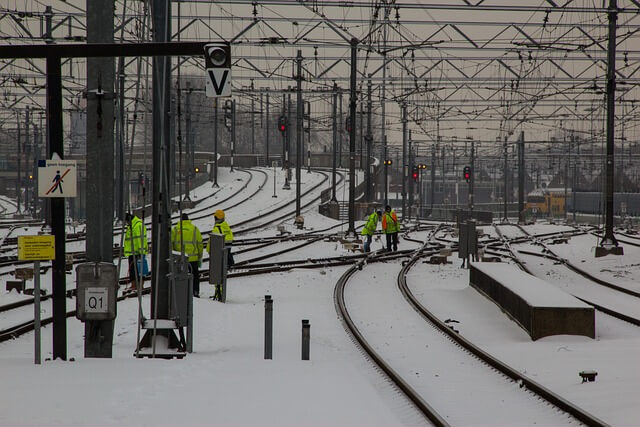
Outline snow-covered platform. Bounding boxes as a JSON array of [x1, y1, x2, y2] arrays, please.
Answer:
[[469, 262, 595, 340]]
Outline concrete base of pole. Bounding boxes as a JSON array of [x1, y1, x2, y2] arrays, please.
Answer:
[[595, 246, 624, 257]]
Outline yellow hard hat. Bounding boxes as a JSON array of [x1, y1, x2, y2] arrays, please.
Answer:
[[214, 209, 225, 220]]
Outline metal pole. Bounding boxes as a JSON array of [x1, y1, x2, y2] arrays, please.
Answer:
[[265, 89, 270, 166], [213, 98, 219, 186], [287, 88, 292, 185], [599, 0, 621, 254], [338, 89, 343, 168], [85, 0, 116, 358], [365, 79, 372, 202], [34, 260, 41, 364], [117, 52, 125, 220], [177, 85, 183, 205], [359, 89, 364, 171], [564, 135, 569, 220], [408, 132, 413, 220], [331, 82, 338, 201], [221, 247, 228, 303], [301, 319, 310, 360], [296, 50, 303, 218], [283, 89, 291, 190], [384, 136, 388, 206], [430, 145, 435, 214], [281, 93, 286, 171], [273, 161, 277, 198], [572, 133, 577, 223], [382, 48, 387, 206], [25, 107, 31, 214], [503, 137, 508, 222], [347, 38, 358, 235], [251, 79, 255, 155], [47, 54, 67, 360], [470, 140, 475, 213], [401, 101, 407, 221], [187, 269, 193, 353], [185, 82, 192, 199], [264, 295, 273, 360], [231, 99, 235, 172], [17, 112, 21, 213], [306, 101, 311, 173], [150, 0, 172, 329], [518, 131, 525, 224]]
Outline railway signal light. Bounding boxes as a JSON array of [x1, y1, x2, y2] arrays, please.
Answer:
[[383, 159, 392, 166], [463, 166, 471, 182], [203, 43, 231, 69], [203, 43, 232, 98], [412, 166, 419, 182], [194, 167, 200, 174], [223, 99, 232, 130], [278, 115, 288, 134], [418, 163, 427, 170]]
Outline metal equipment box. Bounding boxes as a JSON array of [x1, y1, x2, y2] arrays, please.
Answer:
[[75, 262, 118, 321], [208, 233, 227, 284]]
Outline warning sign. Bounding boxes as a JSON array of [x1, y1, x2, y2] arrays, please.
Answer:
[[38, 159, 77, 198], [18, 235, 56, 261]]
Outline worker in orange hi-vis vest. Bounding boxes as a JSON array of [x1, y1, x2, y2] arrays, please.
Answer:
[[381, 205, 400, 251]]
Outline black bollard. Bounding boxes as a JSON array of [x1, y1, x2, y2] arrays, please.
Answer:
[[301, 319, 310, 360], [264, 295, 273, 359]]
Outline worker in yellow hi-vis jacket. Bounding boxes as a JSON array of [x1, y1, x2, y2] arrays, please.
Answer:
[[171, 213, 203, 297], [207, 209, 234, 300]]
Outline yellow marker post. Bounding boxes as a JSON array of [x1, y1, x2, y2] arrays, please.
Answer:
[[17, 235, 55, 365]]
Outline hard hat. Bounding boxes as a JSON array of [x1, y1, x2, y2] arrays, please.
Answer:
[[214, 209, 225, 220]]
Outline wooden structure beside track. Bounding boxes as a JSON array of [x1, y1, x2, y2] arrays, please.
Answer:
[[469, 262, 595, 340]]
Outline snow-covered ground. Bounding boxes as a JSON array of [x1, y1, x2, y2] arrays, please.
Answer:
[[1, 168, 639, 426], [0, 195, 18, 217]]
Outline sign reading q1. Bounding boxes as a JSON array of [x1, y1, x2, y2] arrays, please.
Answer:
[[204, 43, 231, 98], [76, 262, 118, 322]]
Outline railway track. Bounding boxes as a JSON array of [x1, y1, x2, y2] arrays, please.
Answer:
[[334, 225, 607, 425], [492, 223, 640, 327], [0, 168, 266, 252], [398, 246, 608, 426], [0, 244, 413, 345], [0, 168, 337, 271]]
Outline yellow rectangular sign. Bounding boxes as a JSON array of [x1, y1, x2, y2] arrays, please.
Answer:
[[17, 235, 56, 261]]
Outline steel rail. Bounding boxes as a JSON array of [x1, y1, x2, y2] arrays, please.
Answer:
[[493, 224, 640, 327], [508, 224, 640, 299], [0, 287, 150, 344], [0, 168, 263, 252], [333, 248, 449, 427], [397, 248, 609, 427], [233, 169, 343, 234]]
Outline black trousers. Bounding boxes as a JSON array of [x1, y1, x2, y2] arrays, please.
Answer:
[[385, 232, 399, 251], [189, 261, 201, 296], [127, 256, 138, 286]]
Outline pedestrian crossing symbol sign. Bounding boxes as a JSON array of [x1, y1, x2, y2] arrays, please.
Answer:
[[37, 159, 77, 198]]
